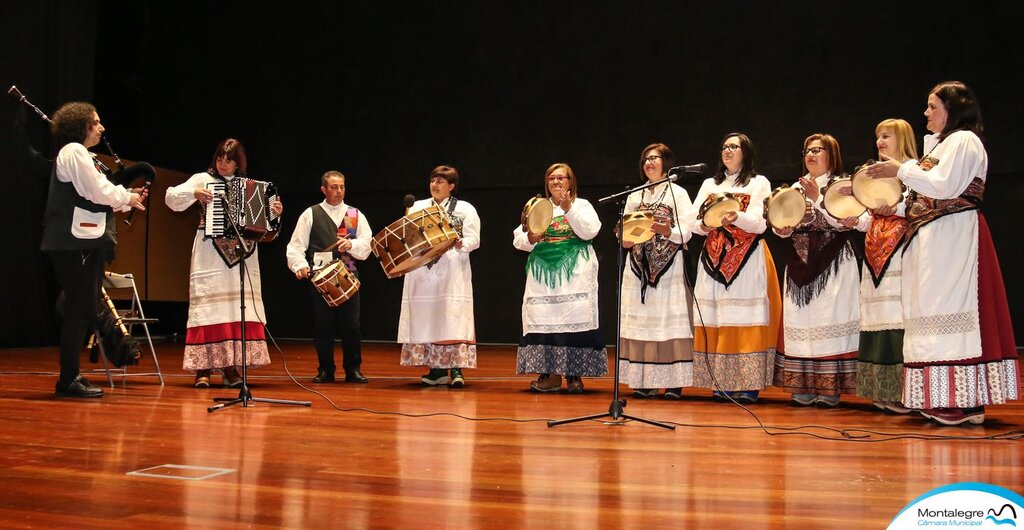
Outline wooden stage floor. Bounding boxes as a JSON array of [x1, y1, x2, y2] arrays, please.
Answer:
[[0, 342, 1020, 528]]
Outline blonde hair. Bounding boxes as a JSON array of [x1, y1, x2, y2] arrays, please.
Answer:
[[875, 118, 919, 162]]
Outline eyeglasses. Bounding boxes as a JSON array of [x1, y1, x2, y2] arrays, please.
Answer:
[[802, 146, 827, 156], [643, 155, 663, 163], [546, 175, 569, 181], [721, 144, 741, 152], [429, 176, 448, 184]]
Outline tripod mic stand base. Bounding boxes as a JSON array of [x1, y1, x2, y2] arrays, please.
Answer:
[[208, 385, 312, 413], [547, 398, 675, 430]]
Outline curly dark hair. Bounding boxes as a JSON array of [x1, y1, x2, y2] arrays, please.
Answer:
[[50, 102, 97, 148]]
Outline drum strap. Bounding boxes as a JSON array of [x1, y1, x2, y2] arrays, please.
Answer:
[[446, 196, 463, 237], [308, 205, 359, 272], [425, 197, 462, 270]]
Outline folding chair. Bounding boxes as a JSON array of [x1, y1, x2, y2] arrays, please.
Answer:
[[92, 272, 164, 386]]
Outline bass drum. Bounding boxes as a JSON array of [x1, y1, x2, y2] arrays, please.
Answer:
[[371, 204, 460, 279]]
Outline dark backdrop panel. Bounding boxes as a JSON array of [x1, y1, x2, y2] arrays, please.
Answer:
[[3, 1, 1022, 346], [0, 1, 99, 347]]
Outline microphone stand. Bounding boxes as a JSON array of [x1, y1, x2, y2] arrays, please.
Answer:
[[209, 192, 311, 412], [548, 175, 681, 430]]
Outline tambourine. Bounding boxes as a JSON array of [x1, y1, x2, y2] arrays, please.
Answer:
[[699, 192, 740, 228], [851, 163, 905, 210], [521, 195, 554, 235], [821, 175, 867, 220], [763, 186, 807, 230], [621, 211, 656, 244]]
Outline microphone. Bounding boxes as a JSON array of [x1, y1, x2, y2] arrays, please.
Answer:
[[403, 193, 415, 215], [122, 162, 157, 226], [668, 163, 708, 175]]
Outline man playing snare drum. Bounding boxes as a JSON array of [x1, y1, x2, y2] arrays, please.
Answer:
[[286, 171, 372, 383]]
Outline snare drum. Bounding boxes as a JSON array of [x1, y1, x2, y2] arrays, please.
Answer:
[[821, 176, 867, 220], [521, 195, 553, 235], [763, 186, 807, 230], [312, 261, 361, 307], [621, 211, 656, 244], [371, 204, 461, 278], [699, 192, 741, 228], [851, 164, 904, 210]]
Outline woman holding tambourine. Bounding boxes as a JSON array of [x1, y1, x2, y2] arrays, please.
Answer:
[[687, 133, 780, 404], [853, 119, 917, 414], [772, 133, 868, 407], [617, 143, 694, 400], [865, 81, 1018, 425], [513, 163, 607, 394]]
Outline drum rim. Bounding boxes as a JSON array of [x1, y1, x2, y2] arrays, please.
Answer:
[[766, 187, 806, 228], [372, 204, 460, 278], [622, 211, 656, 243], [524, 197, 553, 234], [701, 195, 741, 227], [823, 179, 867, 218], [851, 168, 903, 207]]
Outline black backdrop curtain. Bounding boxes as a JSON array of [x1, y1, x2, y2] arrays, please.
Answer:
[[1, 1, 98, 347], [3, 1, 1023, 347]]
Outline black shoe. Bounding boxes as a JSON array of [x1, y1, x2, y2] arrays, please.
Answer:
[[663, 388, 683, 400], [633, 388, 659, 399], [449, 368, 464, 388], [55, 376, 103, 398], [344, 370, 368, 384], [421, 368, 449, 386], [312, 371, 336, 384]]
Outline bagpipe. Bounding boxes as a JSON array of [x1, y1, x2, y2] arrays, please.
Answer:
[[54, 290, 141, 368], [7, 85, 156, 225], [10, 85, 147, 366]]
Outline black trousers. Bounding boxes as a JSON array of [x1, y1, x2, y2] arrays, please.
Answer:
[[309, 284, 362, 374], [48, 249, 105, 385]]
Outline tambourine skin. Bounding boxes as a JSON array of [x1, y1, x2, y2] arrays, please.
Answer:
[[851, 166, 905, 210], [621, 211, 656, 244], [521, 195, 553, 235], [821, 177, 866, 220], [699, 192, 740, 228], [764, 186, 807, 230]]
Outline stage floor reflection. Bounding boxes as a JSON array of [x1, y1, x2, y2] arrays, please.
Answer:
[[0, 342, 1020, 528]]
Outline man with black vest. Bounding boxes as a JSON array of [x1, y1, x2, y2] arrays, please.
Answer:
[[42, 102, 146, 398], [286, 171, 371, 383]]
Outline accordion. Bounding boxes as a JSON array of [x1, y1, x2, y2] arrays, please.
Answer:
[[204, 177, 281, 267]]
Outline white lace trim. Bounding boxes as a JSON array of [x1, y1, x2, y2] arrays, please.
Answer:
[[905, 311, 978, 337], [787, 320, 860, 342]]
